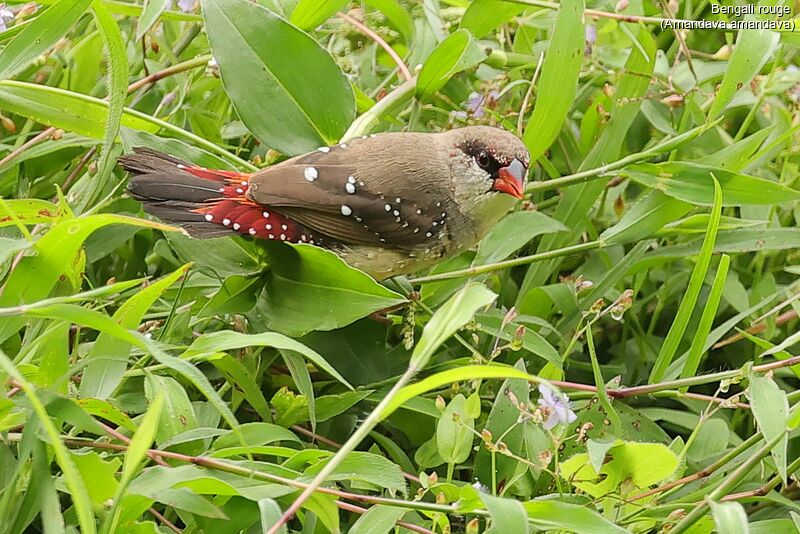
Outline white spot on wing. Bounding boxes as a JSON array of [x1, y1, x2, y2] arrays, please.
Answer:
[[204, 214, 213, 222], [222, 218, 231, 226], [341, 205, 352, 216], [248, 228, 256, 235], [318, 146, 330, 153], [347, 175, 356, 184], [266, 224, 272, 230], [304, 167, 318, 181], [345, 183, 356, 194], [233, 223, 241, 230], [385, 204, 392, 212], [263, 211, 270, 218]]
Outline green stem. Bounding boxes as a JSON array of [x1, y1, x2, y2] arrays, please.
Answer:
[[670, 432, 786, 533], [407, 240, 603, 284], [526, 119, 721, 194], [341, 76, 418, 141], [608, 354, 800, 398]]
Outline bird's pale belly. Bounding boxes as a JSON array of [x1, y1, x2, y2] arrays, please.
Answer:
[[340, 244, 447, 280]]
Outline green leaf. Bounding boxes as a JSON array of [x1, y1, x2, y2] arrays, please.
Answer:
[[473, 211, 566, 265], [650, 175, 722, 383], [122, 393, 164, 484], [90, 0, 127, 206], [81, 264, 190, 399], [474, 311, 561, 367], [184, 329, 352, 388], [0, 237, 30, 273], [474, 360, 530, 490], [709, 500, 749, 534], [680, 255, 730, 380], [384, 364, 535, 419], [198, 275, 259, 317], [479, 492, 529, 534], [624, 162, 800, 206], [0, 349, 97, 534], [600, 191, 693, 245], [258, 499, 287, 534], [290, 0, 347, 30], [748, 373, 789, 484], [201, 0, 355, 154], [256, 243, 406, 337], [144, 374, 198, 446], [522, 500, 629, 534], [0, 214, 178, 344], [0, 80, 252, 169], [409, 282, 496, 371], [166, 233, 260, 278], [708, 28, 779, 120], [349, 505, 407, 534], [0, 0, 93, 80], [416, 29, 487, 97], [364, 0, 412, 41], [136, 0, 170, 40], [210, 355, 271, 421], [461, 0, 525, 38], [522, 0, 585, 162], [281, 349, 316, 428], [305, 451, 405, 493], [213, 422, 301, 449], [436, 394, 474, 464], [560, 440, 679, 497], [102, 392, 164, 534]]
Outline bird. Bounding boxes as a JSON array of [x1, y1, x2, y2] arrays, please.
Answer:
[[120, 126, 529, 280]]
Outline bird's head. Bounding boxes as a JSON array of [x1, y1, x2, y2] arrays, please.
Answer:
[[441, 126, 530, 232]]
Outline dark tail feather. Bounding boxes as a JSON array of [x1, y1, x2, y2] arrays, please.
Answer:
[[119, 147, 192, 175], [120, 147, 251, 238]]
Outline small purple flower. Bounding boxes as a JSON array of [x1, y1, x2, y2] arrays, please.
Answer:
[[175, 0, 194, 12], [464, 90, 500, 118], [538, 384, 577, 430], [584, 25, 596, 56], [0, 4, 15, 32]]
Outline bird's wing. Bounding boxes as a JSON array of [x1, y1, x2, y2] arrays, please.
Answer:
[[248, 136, 455, 249]]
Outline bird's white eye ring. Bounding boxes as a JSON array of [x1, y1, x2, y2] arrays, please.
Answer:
[[476, 151, 491, 169]]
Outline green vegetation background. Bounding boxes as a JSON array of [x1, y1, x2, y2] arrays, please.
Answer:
[[0, 0, 799, 532]]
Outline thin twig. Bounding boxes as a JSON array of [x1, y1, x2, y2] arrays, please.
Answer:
[[0, 129, 55, 169], [59, 146, 97, 196], [146, 507, 183, 534], [713, 309, 798, 349], [337, 11, 412, 81]]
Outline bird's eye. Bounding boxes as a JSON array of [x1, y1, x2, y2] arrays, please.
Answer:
[[476, 151, 491, 169]]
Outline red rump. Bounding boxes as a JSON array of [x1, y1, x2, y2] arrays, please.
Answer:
[[183, 165, 318, 245]]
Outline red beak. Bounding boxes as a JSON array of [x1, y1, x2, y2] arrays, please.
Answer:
[[492, 158, 526, 199]]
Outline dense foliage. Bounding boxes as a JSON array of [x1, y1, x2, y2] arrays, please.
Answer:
[[1, 0, 799, 532]]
